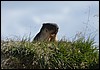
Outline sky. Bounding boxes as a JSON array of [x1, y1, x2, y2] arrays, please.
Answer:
[[1, 1, 99, 45]]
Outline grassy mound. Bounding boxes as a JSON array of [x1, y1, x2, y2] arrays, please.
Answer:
[[1, 36, 99, 69]]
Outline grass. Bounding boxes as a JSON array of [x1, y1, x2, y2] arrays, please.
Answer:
[[1, 34, 99, 69]]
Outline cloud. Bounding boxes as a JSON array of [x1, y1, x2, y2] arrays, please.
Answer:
[[31, 6, 71, 25], [1, 9, 32, 37], [1, 1, 99, 44]]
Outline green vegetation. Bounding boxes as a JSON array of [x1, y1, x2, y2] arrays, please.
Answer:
[[1, 34, 99, 69]]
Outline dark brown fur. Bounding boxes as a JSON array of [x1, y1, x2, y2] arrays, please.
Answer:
[[33, 23, 59, 41]]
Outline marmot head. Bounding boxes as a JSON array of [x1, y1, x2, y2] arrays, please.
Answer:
[[41, 23, 59, 34], [33, 23, 59, 41]]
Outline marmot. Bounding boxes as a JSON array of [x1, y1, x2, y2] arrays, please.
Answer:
[[33, 23, 59, 41]]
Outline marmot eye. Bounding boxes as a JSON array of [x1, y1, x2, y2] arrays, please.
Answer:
[[46, 29, 48, 32]]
